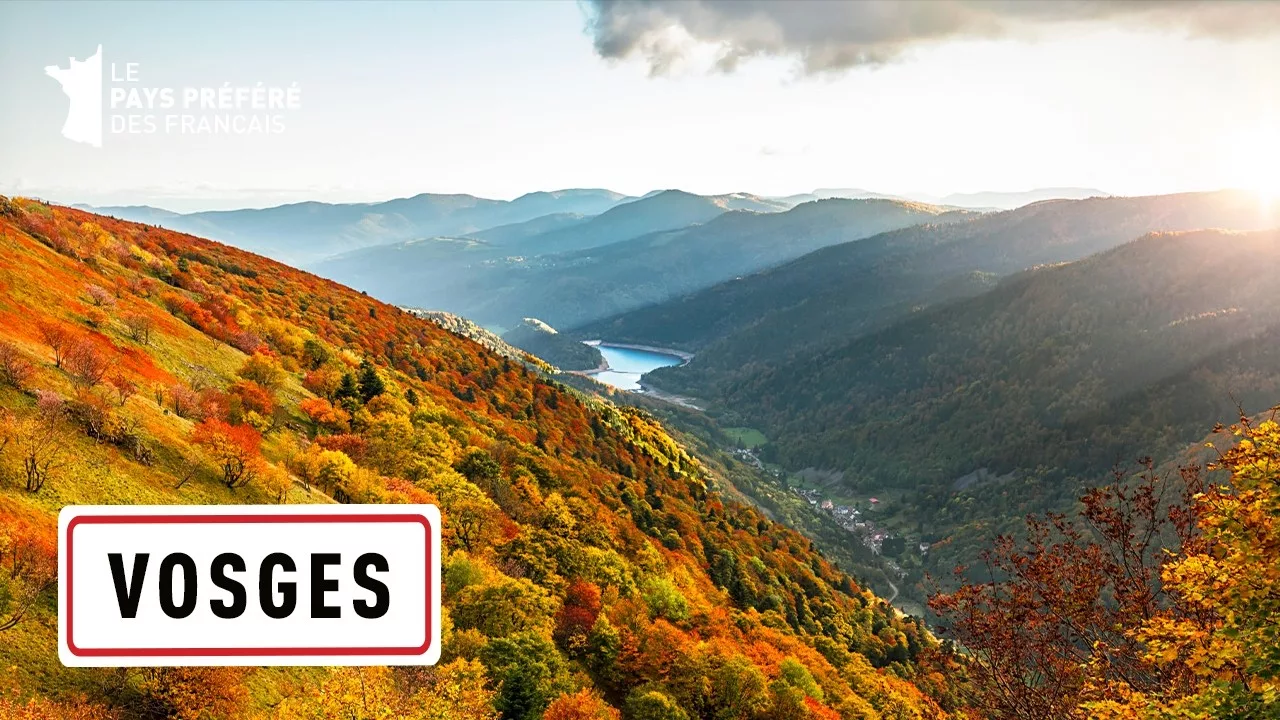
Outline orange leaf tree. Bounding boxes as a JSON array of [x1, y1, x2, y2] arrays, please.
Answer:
[[543, 689, 620, 720], [191, 418, 262, 488]]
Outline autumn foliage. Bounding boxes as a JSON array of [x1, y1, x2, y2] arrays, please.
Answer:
[[135, 667, 249, 720], [191, 418, 262, 488], [0, 508, 57, 632], [543, 689, 620, 720], [931, 417, 1280, 719], [0, 198, 958, 717], [555, 579, 603, 653]]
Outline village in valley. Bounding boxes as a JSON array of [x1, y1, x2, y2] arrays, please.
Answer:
[[729, 446, 927, 579]]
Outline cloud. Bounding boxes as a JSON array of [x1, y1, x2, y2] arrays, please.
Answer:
[[583, 0, 1280, 75]]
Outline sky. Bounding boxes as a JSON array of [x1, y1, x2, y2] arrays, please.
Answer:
[[1, 0, 1278, 211]]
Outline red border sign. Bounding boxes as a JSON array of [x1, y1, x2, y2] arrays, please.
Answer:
[[58, 505, 441, 667]]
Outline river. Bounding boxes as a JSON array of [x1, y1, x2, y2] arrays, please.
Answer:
[[588, 343, 686, 391]]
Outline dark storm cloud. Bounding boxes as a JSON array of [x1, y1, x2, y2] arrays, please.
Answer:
[[583, 0, 1280, 74]]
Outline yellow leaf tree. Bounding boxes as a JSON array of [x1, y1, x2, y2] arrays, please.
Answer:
[[1088, 418, 1280, 718]]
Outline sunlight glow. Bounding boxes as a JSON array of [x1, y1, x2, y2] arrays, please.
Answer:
[[1226, 127, 1280, 203]]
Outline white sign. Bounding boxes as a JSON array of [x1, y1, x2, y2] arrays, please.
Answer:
[[58, 504, 440, 667]]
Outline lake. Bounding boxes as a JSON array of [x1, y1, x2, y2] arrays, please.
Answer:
[[590, 344, 685, 391]]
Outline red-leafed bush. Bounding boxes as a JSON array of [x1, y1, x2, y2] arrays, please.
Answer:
[[228, 379, 274, 417], [554, 579, 602, 654]]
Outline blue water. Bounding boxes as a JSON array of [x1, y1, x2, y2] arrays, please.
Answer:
[[592, 344, 683, 391]]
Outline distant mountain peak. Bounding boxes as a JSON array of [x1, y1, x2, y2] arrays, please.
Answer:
[[513, 188, 628, 201], [940, 187, 1111, 209]]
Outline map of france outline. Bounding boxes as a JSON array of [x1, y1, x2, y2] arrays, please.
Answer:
[[45, 45, 102, 148]]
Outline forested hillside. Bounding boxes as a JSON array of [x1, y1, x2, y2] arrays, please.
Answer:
[[503, 319, 605, 372], [721, 229, 1280, 477], [482, 199, 967, 331], [312, 188, 760, 287], [0, 197, 963, 719], [661, 227, 1280, 594], [499, 190, 786, 257], [468, 213, 591, 245], [403, 308, 549, 371]]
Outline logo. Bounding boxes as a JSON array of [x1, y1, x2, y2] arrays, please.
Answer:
[[59, 504, 441, 667], [45, 45, 103, 148], [43, 45, 302, 148]]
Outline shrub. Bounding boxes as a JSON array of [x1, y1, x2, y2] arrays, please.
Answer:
[[64, 338, 113, 388], [8, 397, 68, 493], [623, 688, 689, 720], [168, 384, 201, 419], [0, 511, 57, 631], [121, 312, 155, 344], [84, 284, 115, 307], [543, 689, 619, 720], [256, 460, 293, 504], [0, 342, 35, 388], [238, 352, 285, 391], [36, 320, 73, 368]]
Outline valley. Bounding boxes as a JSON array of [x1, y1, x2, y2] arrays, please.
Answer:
[[550, 192, 1280, 611]]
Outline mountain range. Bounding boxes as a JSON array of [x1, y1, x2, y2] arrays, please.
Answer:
[[316, 194, 971, 329], [584, 191, 1271, 357], [777, 186, 1110, 209], [80, 188, 632, 264], [77, 186, 1106, 268]]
